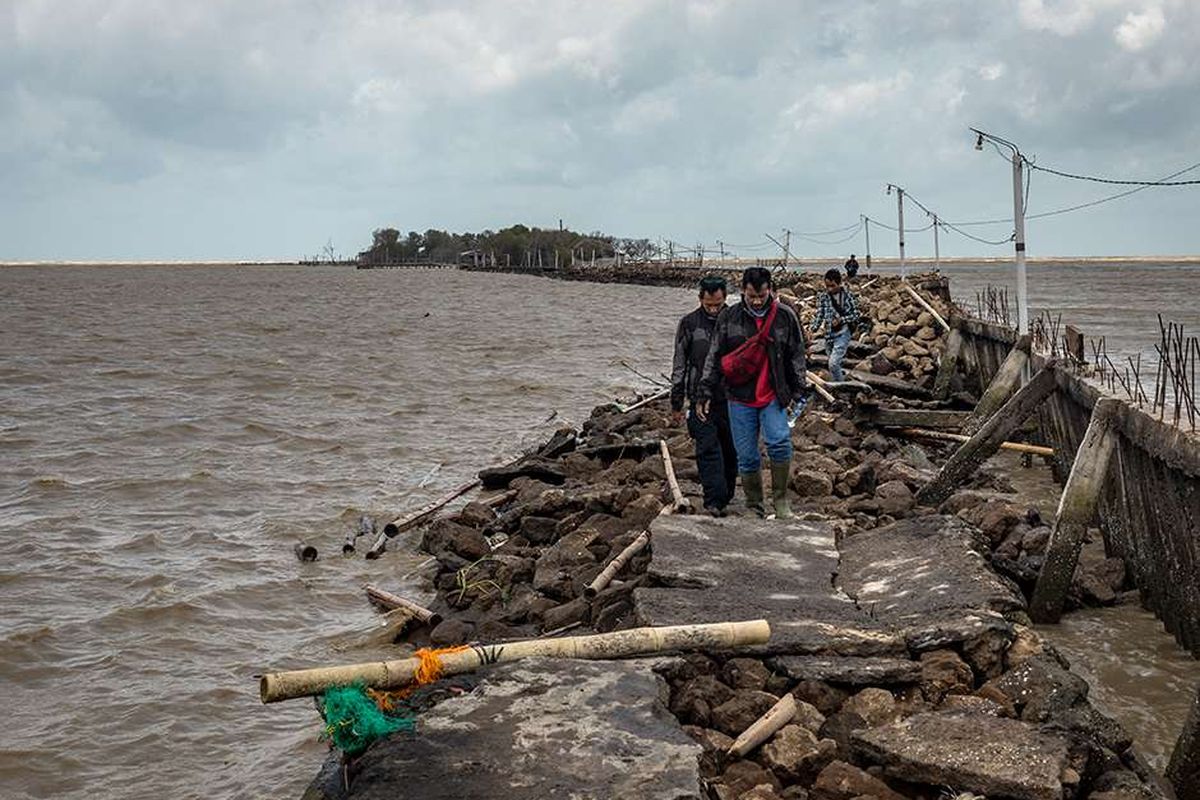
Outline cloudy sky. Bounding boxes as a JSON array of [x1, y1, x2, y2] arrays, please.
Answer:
[[3, 0, 1198, 261]]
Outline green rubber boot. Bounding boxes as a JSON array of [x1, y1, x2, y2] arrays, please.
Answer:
[[740, 470, 766, 518], [770, 460, 793, 520]]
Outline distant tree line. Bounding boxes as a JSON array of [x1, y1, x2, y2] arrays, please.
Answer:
[[356, 224, 655, 266]]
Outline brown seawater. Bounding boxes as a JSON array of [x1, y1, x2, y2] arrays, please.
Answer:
[[0, 262, 1195, 798]]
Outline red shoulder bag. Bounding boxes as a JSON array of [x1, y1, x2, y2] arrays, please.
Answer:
[[720, 300, 779, 387]]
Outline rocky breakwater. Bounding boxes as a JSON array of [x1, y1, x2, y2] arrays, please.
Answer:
[[300, 277, 1164, 800]]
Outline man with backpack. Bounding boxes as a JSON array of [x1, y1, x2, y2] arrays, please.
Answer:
[[670, 276, 737, 516], [844, 254, 860, 279], [696, 267, 807, 520], [811, 268, 860, 382]]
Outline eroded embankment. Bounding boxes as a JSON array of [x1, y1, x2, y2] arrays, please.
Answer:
[[297, 275, 1167, 800]]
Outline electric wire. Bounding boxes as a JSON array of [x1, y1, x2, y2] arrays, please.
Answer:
[[1028, 161, 1200, 186]]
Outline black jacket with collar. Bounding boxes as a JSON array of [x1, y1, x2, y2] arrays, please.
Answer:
[[670, 306, 725, 411], [697, 298, 808, 406]]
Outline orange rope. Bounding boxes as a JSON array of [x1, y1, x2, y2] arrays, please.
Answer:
[[366, 645, 472, 711]]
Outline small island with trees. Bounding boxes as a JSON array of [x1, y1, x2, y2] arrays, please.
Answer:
[[353, 224, 654, 269]]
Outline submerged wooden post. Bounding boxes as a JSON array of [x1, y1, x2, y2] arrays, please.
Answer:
[[1168, 684, 1200, 800], [961, 335, 1032, 436], [916, 366, 1057, 507], [932, 328, 964, 400], [1029, 401, 1120, 623]]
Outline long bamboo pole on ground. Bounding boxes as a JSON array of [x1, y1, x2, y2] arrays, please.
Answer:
[[805, 371, 836, 404], [902, 283, 950, 332], [660, 440, 689, 511], [728, 693, 797, 757], [363, 584, 442, 627], [260, 619, 772, 703], [895, 427, 1054, 456]]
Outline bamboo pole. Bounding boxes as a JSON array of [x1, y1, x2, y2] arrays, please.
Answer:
[[805, 371, 836, 404], [364, 584, 443, 627], [383, 479, 481, 536], [728, 693, 797, 757], [895, 427, 1054, 456], [616, 388, 671, 414], [660, 440, 689, 511], [293, 542, 318, 562], [585, 530, 650, 599], [902, 283, 950, 332], [260, 620, 772, 703]]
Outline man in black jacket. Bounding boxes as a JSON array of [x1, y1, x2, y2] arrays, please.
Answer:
[[670, 275, 736, 515], [697, 267, 807, 519]]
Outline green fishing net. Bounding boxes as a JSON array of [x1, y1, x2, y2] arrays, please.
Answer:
[[319, 684, 414, 756]]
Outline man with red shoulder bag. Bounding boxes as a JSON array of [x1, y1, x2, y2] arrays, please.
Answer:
[[696, 267, 807, 519]]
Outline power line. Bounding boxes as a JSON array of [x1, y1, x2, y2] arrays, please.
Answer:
[[1028, 161, 1200, 186]]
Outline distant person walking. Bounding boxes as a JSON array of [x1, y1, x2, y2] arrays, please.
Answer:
[[844, 254, 860, 278], [811, 268, 860, 382], [670, 276, 737, 516], [697, 267, 807, 519]]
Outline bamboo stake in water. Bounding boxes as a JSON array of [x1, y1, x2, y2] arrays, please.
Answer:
[[259, 619, 772, 703]]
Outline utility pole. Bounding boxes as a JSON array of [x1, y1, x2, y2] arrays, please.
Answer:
[[932, 214, 941, 271], [1011, 154, 1029, 334], [972, 127, 1030, 335], [885, 185, 907, 277], [782, 229, 792, 268], [717, 240, 726, 262], [861, 215, 872, 271]]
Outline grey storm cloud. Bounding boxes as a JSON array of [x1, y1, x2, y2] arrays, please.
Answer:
[[2, 0, 1198, 260]]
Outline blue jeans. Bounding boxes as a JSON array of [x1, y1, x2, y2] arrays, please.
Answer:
[[826, 327, 853, 382], [727, 399, 793, 473]]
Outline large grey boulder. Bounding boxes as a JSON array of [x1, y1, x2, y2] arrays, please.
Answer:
[[853, 711, 1075, 800], [343, 659, 702, 799]]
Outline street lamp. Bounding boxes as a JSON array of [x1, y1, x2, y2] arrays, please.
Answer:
[[970, 127, 1029, 335]]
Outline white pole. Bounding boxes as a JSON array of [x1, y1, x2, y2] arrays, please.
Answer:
[[896, 188, 906, 280], [1012, 153, 1029, 334], [933, 214, 940, 271], [863, 215, 872, 270]]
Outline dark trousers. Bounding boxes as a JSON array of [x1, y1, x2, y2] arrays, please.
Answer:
[[687, 401, 738, 509]]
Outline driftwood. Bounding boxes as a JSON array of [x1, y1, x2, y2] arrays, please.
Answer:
[[259, 619, 772, 703], [847, 370, 932, 399], [895, 427, 1054, 456], [364, 584, 443, 627], [660, 441, 689, 511], [728, 693, 797, 757], [916, 367, 1058, 506], [903, 283, 950, 332], [868, 407, 971, 430], [804, 371, 836, 404]]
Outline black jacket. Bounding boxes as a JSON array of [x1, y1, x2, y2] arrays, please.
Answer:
[[698, 299, 807, 406], [670, 307, 725, 411]]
